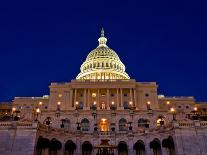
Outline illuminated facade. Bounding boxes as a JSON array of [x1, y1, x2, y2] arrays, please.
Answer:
[[0, 29, 207, 155]]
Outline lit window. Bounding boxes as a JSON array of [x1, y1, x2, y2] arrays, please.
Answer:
[[92, 93, 96, 97], [157, 116, 165, 126]]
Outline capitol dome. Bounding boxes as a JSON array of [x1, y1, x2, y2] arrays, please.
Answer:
[[76, 29, 130, 80]]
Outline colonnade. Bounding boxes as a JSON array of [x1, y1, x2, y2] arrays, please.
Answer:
[[69, 88, 137, 110]]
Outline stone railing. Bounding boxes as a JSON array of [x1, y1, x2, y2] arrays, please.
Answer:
[[173, 121, 207, 128], [178, 122, 194, 127], [200, 121, 207, 126], [0, 121, 37, 129], [72, 79, 136, 83], [0, 122, 12, 127]]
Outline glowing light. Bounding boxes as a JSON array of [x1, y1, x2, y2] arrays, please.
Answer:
[[147, 101, 151, 105], [194, 107, 198, 111], [170, 107, 175, 112], [92, 93, 96, 97], [75, 101, 79, 105], [36, 108, 40, 113], [111, 101, 114, 105], [101, 118, 106, 122], [57, 101, 61, 105], [58, 94, 62, 98], [129, 101, 133, 105], [166, 101, 170, 105], [93, 101, 96, 105], [12, 107, 16, 112], [39, 101, 42, 105]]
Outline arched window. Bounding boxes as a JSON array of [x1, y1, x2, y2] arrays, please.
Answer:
[[35, 137, 50, 155], [118, 141, 128, 155], [64, 140, 76, 155], [133, 140, 145, 155], [90, 64, 92, 68], [150, 138, 162, 155], [156, 116, 165, 127], [49, 138, 62, 155], [138, 119, 149, 128], [162, 136, 175, 155], [82, 141, 93, 155], [119, 118, 127, 131], [81, 118, 90, 131], [61, 119, 70, 131]]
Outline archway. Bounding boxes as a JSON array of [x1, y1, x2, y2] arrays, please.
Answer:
[[35, 137, 50, 155], [118, 141, 128, 155], [64, 140, 76, 155], [49, 138, 62, 155], [150, 139, 162, 155], [82, 141, 93, 155], [133, 140, 145, 155], [162, 137, 175, 155], [100, 118, 109, 132]]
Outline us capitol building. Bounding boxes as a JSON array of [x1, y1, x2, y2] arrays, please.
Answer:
[[0, 29, 207, 155]]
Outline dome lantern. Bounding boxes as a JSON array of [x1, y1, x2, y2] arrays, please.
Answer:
[[98, 28, 107, 47]]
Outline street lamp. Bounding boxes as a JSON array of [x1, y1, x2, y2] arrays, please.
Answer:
[[35, 108, 41, 121], [170, 107, 176, 121], [147, 101, 151, 110], [12, 107, 16, 117], [192, 107, 199, 120], [56, 101, 61, 117]]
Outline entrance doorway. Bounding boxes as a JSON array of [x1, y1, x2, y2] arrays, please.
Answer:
[[100, 118, 109, 132]]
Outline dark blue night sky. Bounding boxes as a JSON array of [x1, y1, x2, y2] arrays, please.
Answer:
[[0, 0, 207, 102]]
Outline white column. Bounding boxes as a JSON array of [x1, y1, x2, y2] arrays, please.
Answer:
[[87, 89, 90, 109], [107, 89, 110, 110], [120, 88, 123, 109], [83, 89, 87, 110], [133, 88, 138, 109], [74, 89, 77, 107], [69, 89, 73, 109], [97, 89, 100, 110], [130, 88, 133, 103], [116, 88, 119, 109]]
